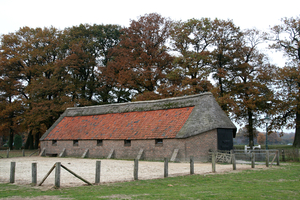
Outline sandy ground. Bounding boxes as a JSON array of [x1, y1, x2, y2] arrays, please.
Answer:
[[0, 156, 267, 188]]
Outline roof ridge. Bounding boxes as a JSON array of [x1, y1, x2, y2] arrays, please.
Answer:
[[64, 92, 213, 117], [66, 92, 212, 111]]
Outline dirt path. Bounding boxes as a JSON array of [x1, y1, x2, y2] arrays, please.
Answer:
[[0, 157, 266, 188]]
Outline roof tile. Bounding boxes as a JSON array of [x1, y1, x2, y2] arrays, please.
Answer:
[[45, 107, 194, 140]]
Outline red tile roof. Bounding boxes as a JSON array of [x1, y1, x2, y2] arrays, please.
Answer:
[[44, 106, 194, 140]]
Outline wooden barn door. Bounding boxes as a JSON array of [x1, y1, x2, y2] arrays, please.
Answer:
[[217, 129, 234, 150]]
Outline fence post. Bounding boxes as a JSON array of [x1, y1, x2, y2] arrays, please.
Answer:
[[134, 159, 138, 180], [55, 162, 61, 188], [10, 162, 16, 183], [276, 150, 280, 166], [32, 163, 37, 185], [7, 149, 9, 158], [281, 149, 285, 162], [232, 153, 236, 170], [190, 156, 194, 174], [212, 152, 216, 173], [266, 150, 269, 167], [164, 158, 168, 178], [251, 151, 255, 168], [22, 149, 25, 157], [95, 161, 101, 184]]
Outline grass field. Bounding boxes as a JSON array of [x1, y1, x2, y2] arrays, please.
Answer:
[[0, 149, 39, 158], [0, 162, 299, 200]]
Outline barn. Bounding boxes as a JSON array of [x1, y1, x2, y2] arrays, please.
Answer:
[[40, 92, 236, 162]]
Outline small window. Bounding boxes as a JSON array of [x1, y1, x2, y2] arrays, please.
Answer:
[[97, 140, 103, 146], [155, 139, 163, 147], [52, 140, 57, 146], [124, 140, 131, 147], [73, 140, 79, 146]]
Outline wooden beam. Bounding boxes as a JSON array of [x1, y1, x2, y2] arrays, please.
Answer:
[[61, 164, 92, 185]]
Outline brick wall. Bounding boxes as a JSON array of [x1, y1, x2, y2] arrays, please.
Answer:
[[40, 129, 217, 162]]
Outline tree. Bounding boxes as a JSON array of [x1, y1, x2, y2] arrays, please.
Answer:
[[257, 132, 265, 145], [108, 13, 174, 101], [229, 29, 275, 148], [0, 79, 23, 149], [0, 26, 73, 149], [268, 132, 282, 144], [165, 18, 213, 97], [234, 126, 258, 145], [270, 16, 300, 147], [210, 19, 242, 111], [63, 24, 123, 104], [0, 32, 25, 149], [1, 24, 123, 148]]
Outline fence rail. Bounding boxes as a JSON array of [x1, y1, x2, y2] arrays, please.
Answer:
[[234, 149, 300, 162], [209, 149, 282, 166], [233, 149, 278, 162], [233, 147, 300, 162], [278, 148, 300, 162]]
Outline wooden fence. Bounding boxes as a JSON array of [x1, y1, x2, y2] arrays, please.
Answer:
[[279, 149, 300, 162], [4, 155, 276, 188]]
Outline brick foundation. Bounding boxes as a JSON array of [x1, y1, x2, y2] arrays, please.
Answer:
[[41, 129, 217, 162]]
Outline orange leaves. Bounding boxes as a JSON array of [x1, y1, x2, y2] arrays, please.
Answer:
[[108, 13, 173, 97]]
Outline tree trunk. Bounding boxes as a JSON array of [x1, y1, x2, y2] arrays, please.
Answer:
[[24, 130, 34, 150], [34, 132, 40, 149], [29, 133, 34, 149], [248, 110, 254, 149], [293, 106, 300, 147], [8, 128, 14, 150]]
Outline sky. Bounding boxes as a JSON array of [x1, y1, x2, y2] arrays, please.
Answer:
[[1, 0, 299, 133], [1, 0, 299, 66], [1, 0, 299, 35]]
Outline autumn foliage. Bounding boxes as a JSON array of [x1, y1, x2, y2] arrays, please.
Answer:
[[1, 13, 300, 148]]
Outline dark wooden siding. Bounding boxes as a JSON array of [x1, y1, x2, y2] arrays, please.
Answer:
[[217, 129, 234, 150]]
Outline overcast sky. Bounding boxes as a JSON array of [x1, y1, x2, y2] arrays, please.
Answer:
[[1, 0, 299, 34], [1, 0, 299, 67]]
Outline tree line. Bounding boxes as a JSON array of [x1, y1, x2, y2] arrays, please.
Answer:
[[234, 127, 294, 146], [0, 13, 299, 149]]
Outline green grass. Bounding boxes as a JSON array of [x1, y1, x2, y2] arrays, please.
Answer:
[[0, 163, 299, 199], [0, 149, 39, 158]]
